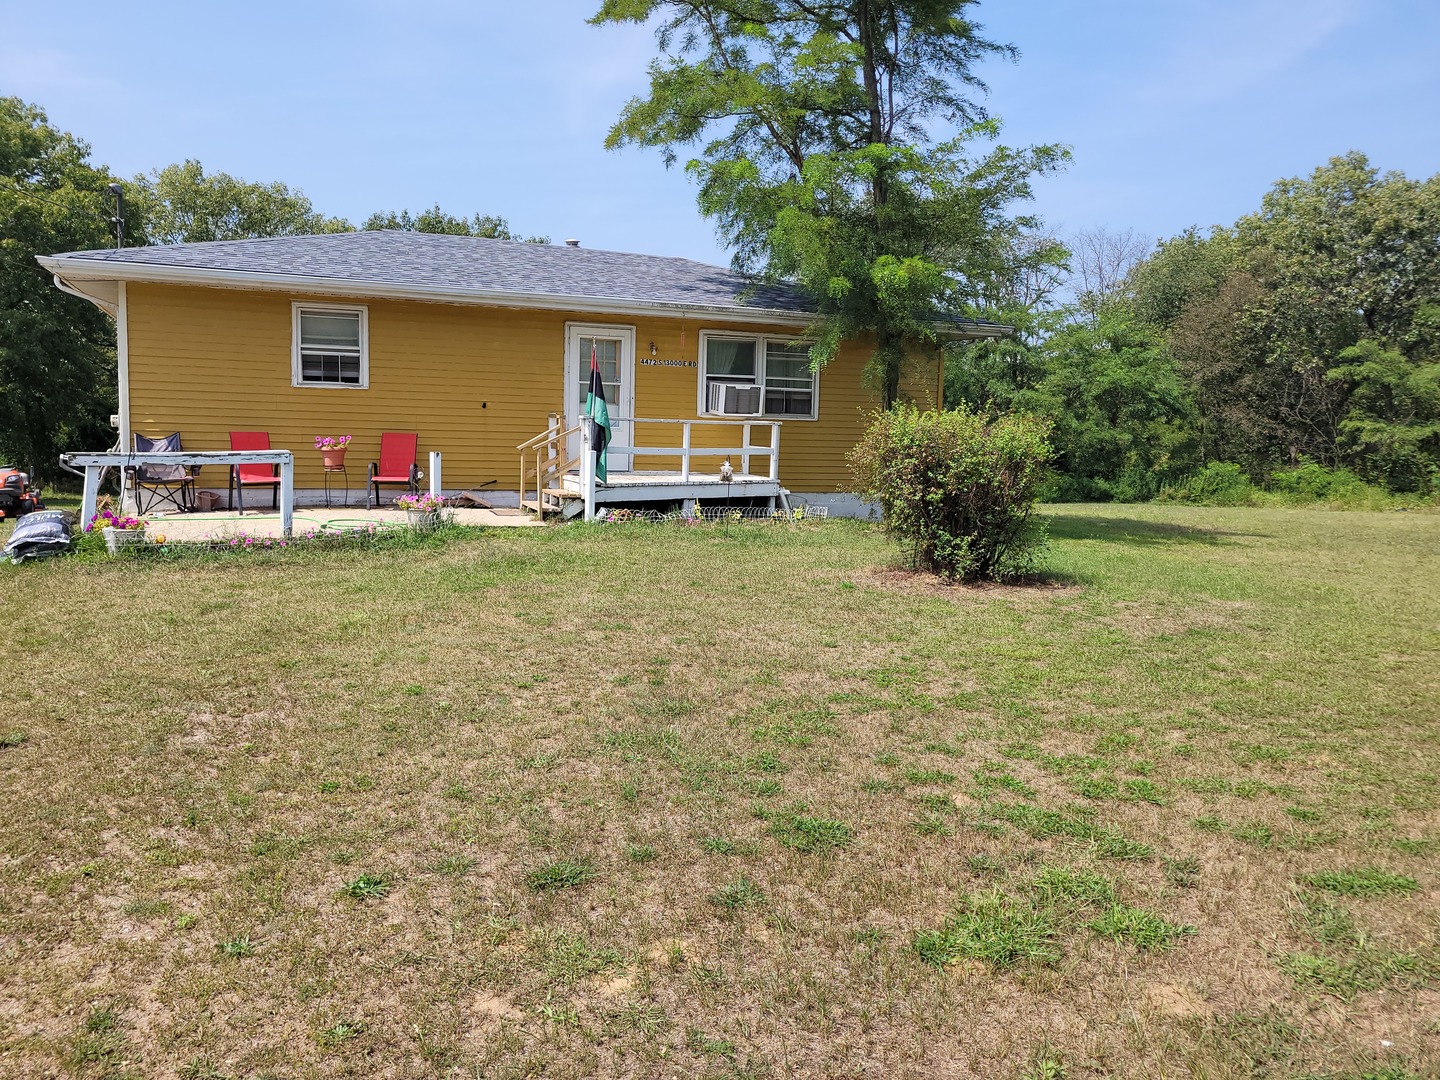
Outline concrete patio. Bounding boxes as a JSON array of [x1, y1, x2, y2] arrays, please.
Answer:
[[140, 505, 543, 542]]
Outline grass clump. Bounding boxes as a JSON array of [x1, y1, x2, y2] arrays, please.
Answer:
[[1030, 866, 1116, 907], [711, 877, 765, 909], [1279, 948, 1431, 1000], [526, 858, 596, 891], [914, 890, 1061, 969], [217, 934, 256, 958], [764, 805, 853, 853], [338, 874, 390, 900], [1089, 904, 1196, 951], [1300, 867, 1419, 897]]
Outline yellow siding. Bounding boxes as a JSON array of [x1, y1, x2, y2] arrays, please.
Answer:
[[124, 283, 940, 494]]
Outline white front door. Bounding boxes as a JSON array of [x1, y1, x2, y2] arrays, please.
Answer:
[[564, 323, 635, 472]]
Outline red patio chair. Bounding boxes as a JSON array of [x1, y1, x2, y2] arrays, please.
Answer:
[[228, 431, 281, 512], [368, 432, 419, 508]]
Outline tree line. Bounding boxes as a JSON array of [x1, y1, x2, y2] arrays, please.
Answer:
[[948, 153, 1440, 501], [0, 96, 545, 475]]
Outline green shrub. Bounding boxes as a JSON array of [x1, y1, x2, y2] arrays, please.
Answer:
[[1157, 461, 1257, 506], [848, 404, 1053, 580]]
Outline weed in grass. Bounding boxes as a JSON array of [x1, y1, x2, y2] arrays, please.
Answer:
[[339, 874, 391, 900], [1290, 891, 1359, 946], [903, 766, 957, 785], [432, 855, 477, 876], [687, 1029, 737, 1057], [0, 731, 27, 749], [853, 927, 887, 947], [68, 1006, 124, 1068], [911, 814, 954, 837], [317, 1019, 367, 1048], [619, 781, 638, 802], [317, 780, 340, 794], [1031, 866, 1116, 907], [1301, 867, 1418, 897], [122, 898, 171, 918], [1284, 806, 1322, 823], [967, 854, 1007, 877], [218, 934, 256, 958], [747, 778, 783, 796], [1162, 856, 1201, 889], [972, 763, 1037, 799], [173, 914, 197, 931], [700, 837, 737, 855], [914, 890, 1061, 970], [764, 806, 853, 853], [1233, 742, 1291, 765], [1094, 831, 1155, 860], [442, 782, 469, 801], [1073, 776, 1118, 799], [1392, 837, 1438, 856], [874, 751, 899, 766], [1232, 822, 1274, 847], [1194, 814, 1229, 833], [537, 930, 623, 984], [751, 750, 786, 773], [1020, 1044, 1067, 1080], [1279, 948, 1430, 1000], [526, 858, 596, 891], [861, 778, 905, 794], [712, 877, 765, 909], [625, 843, 658, 863], [916, 792, 958, 814], [922, 740, 964, 757], [1089, 904, 1196, 951], [1122, 779, 1167, 805], [1092, 733, 1138, 756], [178, 1057, 230, 1080]]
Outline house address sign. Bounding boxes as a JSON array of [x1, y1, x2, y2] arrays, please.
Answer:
[[640, 358, 698, 368]]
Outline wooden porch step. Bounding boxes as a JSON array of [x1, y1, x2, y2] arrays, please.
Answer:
[[541, 487, 580, 500]]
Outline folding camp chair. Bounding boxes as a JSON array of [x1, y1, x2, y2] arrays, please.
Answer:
[[128, 432, 198, 514], [228, 431, 281, 511], [368, 432, 420, 508]]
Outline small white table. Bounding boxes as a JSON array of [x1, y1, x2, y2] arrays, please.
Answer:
[[60, 450, 296, 538]]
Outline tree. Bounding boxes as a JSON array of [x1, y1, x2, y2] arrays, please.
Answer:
[[592, 0, 1067, 405], [135, 159, 351, 244], [1069, 226, 1149, 315], [362, 204, 549, 243], [0, 97, 142, 476]]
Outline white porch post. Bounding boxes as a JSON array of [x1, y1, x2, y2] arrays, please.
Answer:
[[279, 453, 294, 538], [741, 422, 752, 476], [80, 466, 100, 530], [769, 423, 780, 481], [680, 422, 691, 482], [429, 451, 442, 498], [581, 420, 596, 522]]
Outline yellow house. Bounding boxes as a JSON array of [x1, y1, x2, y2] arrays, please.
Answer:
[[39, 231, 1005, 517]]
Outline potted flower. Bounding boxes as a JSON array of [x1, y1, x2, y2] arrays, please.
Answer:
[[89, 508, 146, 555], [394, 491, 446, 531], [314, 434, 352, 468]]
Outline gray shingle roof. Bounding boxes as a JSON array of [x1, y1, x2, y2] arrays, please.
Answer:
[[50, 230, 816, 316]]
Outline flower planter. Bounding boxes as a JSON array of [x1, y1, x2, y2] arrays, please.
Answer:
[[321, 448, 347, 469], [406, 509, 440, 533], [102, 526, 145, 555]]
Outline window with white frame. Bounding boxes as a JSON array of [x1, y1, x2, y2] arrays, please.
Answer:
[[699, 332, 816, 418], [292, 303, 368, 387]]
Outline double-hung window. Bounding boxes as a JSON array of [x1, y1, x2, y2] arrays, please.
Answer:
[[292, 303, 368, 387], [699, 332, 816, 419]]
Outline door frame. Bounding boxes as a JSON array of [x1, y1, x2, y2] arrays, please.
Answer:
[[564, 322, 636, 472]]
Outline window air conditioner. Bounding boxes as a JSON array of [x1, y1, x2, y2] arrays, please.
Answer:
[[707, 382, 761, 415]]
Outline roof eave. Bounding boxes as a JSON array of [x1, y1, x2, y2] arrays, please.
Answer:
[[34, 255, 816, 327]]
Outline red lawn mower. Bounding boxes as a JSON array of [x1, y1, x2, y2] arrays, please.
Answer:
[[0, 466, 45, 520]]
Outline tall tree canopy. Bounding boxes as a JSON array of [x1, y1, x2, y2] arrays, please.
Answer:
[[134, 160, 351, 244], [0, 97, 142, 474], [592, 0, 1066, 404], [362, 205, 549, 243]]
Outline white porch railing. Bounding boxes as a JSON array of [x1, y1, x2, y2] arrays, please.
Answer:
[[577, 417, 781, 522]]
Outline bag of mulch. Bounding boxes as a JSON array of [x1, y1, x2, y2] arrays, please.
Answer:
[[4, 510, 74, 563]]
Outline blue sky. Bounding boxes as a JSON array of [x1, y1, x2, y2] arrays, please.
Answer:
[[4, 0, 1437, 266]]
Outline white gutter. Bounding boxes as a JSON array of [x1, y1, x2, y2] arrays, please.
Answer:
[[52, 272, 118, 315]]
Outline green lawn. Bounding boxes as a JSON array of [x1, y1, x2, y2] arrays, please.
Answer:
[[1, 505, 1436, 1078]]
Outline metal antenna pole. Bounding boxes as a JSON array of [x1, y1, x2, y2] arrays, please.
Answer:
[[107, 183, 124, 248]]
